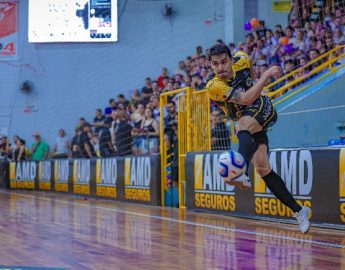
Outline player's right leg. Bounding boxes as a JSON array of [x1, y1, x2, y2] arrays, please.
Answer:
[[252, 143, 311, 234]]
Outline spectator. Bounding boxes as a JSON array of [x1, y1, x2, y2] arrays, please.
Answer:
[[131, 103, 146, 155], [175, 60, 186, 76], [109, 98, 117, 110], [0, 136, 12, 159], [130, 89, 141, 104], [13, 139, 26, 161], [211, 110, 231, 151], [164, 101, 177, 131], [140, 108, 159, 154], [333, 28, 345, 45], [71, 127, 82, 158], [150, 95, 160, 122], [99, 117, 116, 157], [52, 129, 70, 159], [117, 94, 129, 109], [152, 81, 160, 95], [114, 110, 133, 156], [93, 108, 105, 134], [157, 68, 169, 89], [142, 77, 153, 96], [31, 132, 49, 161], [79, 117, 87, 128], [79, 123, 97, 158]]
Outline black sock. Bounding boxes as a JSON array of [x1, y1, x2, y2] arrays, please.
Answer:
[[237, 130, 256, 173], [262, 170, 302, 213]]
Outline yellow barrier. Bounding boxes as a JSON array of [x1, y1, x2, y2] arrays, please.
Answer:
[[160, 88, 210, 208], [264, 45, 345, 101]]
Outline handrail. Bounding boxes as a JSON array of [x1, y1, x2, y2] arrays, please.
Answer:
[[265, 51, 345, 99], [263, 45, 345, 99]]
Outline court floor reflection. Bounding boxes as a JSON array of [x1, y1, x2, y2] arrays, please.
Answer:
[[0, 190, 344, 269]]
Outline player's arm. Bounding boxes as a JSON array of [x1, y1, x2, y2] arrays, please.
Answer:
[[230, 66, 281, 105]]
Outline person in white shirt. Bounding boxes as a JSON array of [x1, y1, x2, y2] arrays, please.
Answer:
[[53, 129, 70, 158]]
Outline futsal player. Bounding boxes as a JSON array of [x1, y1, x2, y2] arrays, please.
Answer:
[[206, 44, 311, 234]]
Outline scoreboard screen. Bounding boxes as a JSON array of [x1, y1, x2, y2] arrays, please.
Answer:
[[28, 0, 118, 43]]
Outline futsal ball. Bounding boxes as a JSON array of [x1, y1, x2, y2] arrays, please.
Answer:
[[218, 150, 247, 181]]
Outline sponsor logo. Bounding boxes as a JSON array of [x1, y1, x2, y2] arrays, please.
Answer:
[[194, 154, 236, 211], [73, 160, 90, 195], [38, 161, 51, 190], [9, 161, 36, 189], [96, 158, 117, 198], [124, 157, 151, 202], [54, 160, 69, 192], [254, 150, 313, 217]]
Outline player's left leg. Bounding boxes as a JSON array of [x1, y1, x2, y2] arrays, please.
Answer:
[[252, 142, 311, 233]]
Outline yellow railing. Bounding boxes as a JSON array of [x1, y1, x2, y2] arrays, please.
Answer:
[[264, 45, 345, 102], [160, 88, 210, 208]]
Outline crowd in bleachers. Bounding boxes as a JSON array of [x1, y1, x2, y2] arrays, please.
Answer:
[[2, 2, 345, 161]]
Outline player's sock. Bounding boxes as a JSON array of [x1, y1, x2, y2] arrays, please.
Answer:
[[262, 170, 302, 213], [237, 130, 256, 172]]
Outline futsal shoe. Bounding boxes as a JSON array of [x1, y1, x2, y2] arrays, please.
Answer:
[[224, 174, 251, 189], [293, 206, 311, 234]]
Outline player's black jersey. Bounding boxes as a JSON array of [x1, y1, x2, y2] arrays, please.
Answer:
[[206, 51, 255, 120]]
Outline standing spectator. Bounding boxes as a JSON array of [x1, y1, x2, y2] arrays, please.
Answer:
[[114, 110, 133, 156], [31, 132, 49, 161], [79, 123, 97, 158], [52, 129, 70, 158], [211, 110, 230, 151], [157, 68, 169, 89], [79, 117, 86, 128], [93, 108, 105, 134], [140, 108, 160, 154], [0, 136, 12, 159], [99, 117, 116, 157], [13, 139, 26, 161], [152, 81, 160, 95], [131, 103, 146, 155], [164, 101, 177, 131], [150, 95, 161, 122], [71, 127, 82, 158]]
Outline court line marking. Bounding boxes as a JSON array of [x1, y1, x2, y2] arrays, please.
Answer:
[[279, 104, 345, 116], [3, 190, 345, 249]]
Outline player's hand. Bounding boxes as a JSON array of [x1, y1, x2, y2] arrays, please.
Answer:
[[263, 66, 282, 79]]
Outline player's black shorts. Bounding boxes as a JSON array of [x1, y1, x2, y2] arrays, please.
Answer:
[[242, 95, 277, 130]]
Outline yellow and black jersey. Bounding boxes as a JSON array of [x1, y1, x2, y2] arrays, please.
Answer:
[[206, 51, 254, 120]]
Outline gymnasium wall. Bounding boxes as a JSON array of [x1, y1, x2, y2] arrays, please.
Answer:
[[1, 0, 226, 145]]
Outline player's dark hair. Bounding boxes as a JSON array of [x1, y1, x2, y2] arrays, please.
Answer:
[[208, 44, 232, 61]]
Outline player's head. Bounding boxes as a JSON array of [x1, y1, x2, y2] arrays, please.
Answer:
[[208, 44, 233, 80]]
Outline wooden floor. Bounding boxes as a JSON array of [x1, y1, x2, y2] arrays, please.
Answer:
[[0, 190, 344, 270]]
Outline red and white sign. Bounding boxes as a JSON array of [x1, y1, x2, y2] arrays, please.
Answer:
[[0, 1, 18, 60]]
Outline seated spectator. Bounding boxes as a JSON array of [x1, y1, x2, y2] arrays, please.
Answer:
[[117, 94, 129, 111], [79, 123, 97, 158], [109, 98, 118, 110], [93, 108, 105, 134], [31, 132, 49, 161], [52, 129, 70, 159], [71, 127, 82, 158], [13, 138, 26, 161], [211, 110, 231, 151], [130, 89, 141, 104], [99, 117, 116, 157], [333, 28, 345, 45], [0, 136, 12, 159], [140, 108, 159, 154], [174, 60, 187, 76]]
